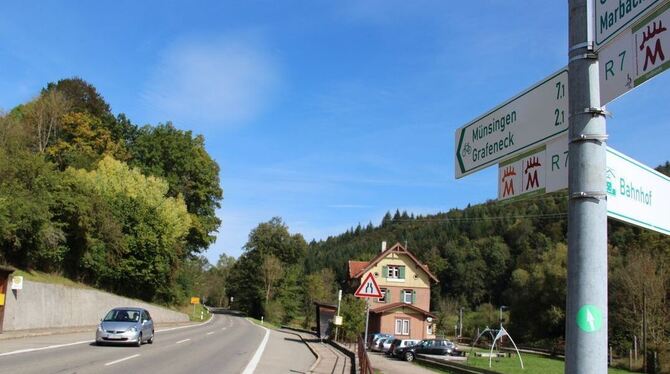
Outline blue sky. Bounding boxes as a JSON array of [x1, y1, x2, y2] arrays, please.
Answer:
[[1, 1, 668, 263]]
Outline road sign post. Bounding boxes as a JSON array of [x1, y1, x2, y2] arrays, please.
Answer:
[[455, 69, 569, 178], [567, 0, 609, 373]]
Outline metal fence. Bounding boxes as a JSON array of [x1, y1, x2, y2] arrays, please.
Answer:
[[357, 336, 374, 374]]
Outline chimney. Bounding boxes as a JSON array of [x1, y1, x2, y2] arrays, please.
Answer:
[[381, 241, 387, 252]]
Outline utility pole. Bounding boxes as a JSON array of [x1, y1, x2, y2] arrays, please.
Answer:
[[643, 287, 647, 372], [566, 0, 608, 373], [334, 289, 342, 342], [459, 307, 463, 339]]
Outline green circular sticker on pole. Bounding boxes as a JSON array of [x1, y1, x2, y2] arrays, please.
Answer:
[[576, 305, 603, 333]]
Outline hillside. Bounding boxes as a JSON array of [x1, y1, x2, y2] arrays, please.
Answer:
[[306, 173, 670, 349]]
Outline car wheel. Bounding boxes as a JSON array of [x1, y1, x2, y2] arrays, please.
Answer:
[[148, 330, 154, 344], [404, 352, 415, 362], [136, 333, 142, 347]]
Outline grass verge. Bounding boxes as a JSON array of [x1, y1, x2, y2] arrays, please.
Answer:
[[178, 303, 212, 322], [417, 351, 634, 374], [247, 317, 279, 330], [13, 269, 91, 289]]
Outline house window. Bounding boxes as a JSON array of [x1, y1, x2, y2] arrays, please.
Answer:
[[386, 265, 405, 280], [378, 288, 387, 303], [403, 289, 414, 304], [395, 319, 410, 335], [427, 324, 433, 335]]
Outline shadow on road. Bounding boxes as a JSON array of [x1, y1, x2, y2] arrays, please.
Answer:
[[206, 307, 246, 316]]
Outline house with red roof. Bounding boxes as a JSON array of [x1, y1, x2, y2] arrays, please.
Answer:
[[348, 242, 438, 340]]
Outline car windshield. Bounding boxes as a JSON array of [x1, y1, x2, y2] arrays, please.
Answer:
[[103, 309, 141, 322]]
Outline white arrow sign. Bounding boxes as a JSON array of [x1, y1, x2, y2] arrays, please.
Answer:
[[456, 69, 568, 178], [600, 1, 670, 104]]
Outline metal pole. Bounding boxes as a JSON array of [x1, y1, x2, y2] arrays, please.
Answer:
[[364, 299, 370, 349], [459, 307, 463, 338], [335, 289, 342, 341], [643, 287, 647, 372], [566, 0, 608, 373]]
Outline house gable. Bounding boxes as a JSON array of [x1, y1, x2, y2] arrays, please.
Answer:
[[349, 243, 438, 283]]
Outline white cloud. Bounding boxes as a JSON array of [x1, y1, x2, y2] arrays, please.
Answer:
[[142, 34, 279, 128]]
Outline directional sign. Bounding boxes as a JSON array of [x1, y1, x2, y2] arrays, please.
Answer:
[[498, 135, 568, 201], [600, 1, 670, 104], [606, 147, 670, 235], [594, 0, 664, 50], [456, 69, 568, 178], [354, 272, 383, 298], [498, 139, 670, 236]]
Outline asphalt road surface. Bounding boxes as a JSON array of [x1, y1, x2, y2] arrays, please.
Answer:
[[0, 313, 315, 374]]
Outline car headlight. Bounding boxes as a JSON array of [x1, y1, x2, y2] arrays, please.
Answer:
[[97, 325, 104, 332], [130, 327, 137, 333]]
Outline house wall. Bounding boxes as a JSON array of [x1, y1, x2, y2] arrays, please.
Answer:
[[362, 251, 431, 311], [367, 252, 431, 288], [370, 286, 430, 311], [377, 310, 435, 340]]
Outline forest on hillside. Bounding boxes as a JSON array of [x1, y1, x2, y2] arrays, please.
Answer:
[[304, 186, 670, 353], [0, 78, 223, 304]]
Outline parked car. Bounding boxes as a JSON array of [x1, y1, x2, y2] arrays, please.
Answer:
[[368, 333, 392, 350], [388, 339, 420, 357], [395, 338, 457, 361], [95, 307, 154, 347], [379, 336, 396, 353]]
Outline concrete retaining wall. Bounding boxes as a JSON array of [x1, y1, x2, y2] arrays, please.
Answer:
[[3, 280, 188, 331]]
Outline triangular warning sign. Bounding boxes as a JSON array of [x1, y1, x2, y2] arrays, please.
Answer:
[[354, 273, 383, 298]]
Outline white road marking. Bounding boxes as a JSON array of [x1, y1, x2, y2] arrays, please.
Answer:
[[156, 314, 215, 333], [105, 354, 140, 366], [221, 327, 227, 331], [241, 320, 270, 374], [176, 338, 191, 344], [0, 340, 91, 357], [206, 332, 215, 335]]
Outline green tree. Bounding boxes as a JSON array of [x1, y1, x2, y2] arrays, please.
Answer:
[[129, 123, 222, 254], [47, 111, 125, 169], [303, 268, 337, 327], [20, 90, 71, 153], [227, 217, 307, 317], [0, 148, 67, 270], [339, 295, 366, 342], [68, 156, 191, 302]]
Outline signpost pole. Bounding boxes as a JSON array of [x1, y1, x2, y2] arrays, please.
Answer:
[[567, 0, 608, 373], [363, 298, 370, 349], [335, 289, 342, 341]]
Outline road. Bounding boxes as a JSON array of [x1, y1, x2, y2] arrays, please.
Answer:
[[0, 313, 315, 374]]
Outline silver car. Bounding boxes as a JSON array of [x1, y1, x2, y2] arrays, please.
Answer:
[[95, 307, 154, 346]]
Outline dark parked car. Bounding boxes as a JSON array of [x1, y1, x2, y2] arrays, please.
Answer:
[[395, 338, 456, 361], [367, 333, 392, 350], [388, 339, 420, 357]]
